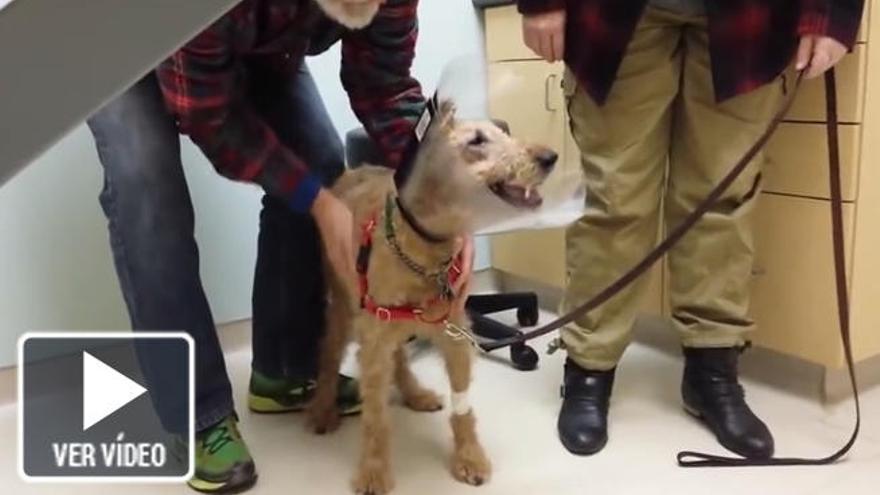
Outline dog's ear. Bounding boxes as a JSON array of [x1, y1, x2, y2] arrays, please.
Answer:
[[437, 99, 457, 131]]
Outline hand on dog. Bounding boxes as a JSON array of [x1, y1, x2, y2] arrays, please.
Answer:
[[522, 10, 566, 63], [451, 236, 475, 316], [312, 189, 357, 285], [796, 35, 847, 79]]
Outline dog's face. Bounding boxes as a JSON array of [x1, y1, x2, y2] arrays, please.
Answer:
[[315, 0, 384, 29], [443, 109, 557, 210]]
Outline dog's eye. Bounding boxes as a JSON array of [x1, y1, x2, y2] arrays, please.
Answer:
[[468, 131, 488, 147]]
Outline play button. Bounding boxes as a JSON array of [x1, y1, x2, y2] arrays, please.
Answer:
[[19, 332, 193, 481], [82, 351, 148, 431]]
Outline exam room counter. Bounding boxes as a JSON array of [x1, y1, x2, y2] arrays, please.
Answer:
[[477, 1, 880, 397]]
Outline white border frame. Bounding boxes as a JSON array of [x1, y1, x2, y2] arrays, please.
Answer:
[[17, 331, 195, 483]]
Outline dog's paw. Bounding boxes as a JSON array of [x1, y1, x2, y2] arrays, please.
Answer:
[[403, 389, 444, 413], [352, 465, 395, 495], [451, 444, 492, 487], [306, 404, 342, 435]]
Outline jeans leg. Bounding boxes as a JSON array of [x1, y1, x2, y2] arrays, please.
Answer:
[[248, 63, 346, 379], [87, 73, 234, 432]]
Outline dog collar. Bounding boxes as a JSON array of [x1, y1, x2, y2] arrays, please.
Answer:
[[394, 196, 451, 244], [393, 92, 440, 189]]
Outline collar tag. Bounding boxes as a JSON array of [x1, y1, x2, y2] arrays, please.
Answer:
[[414, 107, 432, 142]]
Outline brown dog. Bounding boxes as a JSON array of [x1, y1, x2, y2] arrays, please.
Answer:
[[307, 101, 557, 495]]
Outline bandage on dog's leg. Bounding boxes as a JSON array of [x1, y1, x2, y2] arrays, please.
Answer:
[[451, 391, 471, 416], [439, 335, 492, 485]]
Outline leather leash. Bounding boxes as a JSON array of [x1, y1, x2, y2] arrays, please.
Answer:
[[677, 69, 861, 467], [480, 69, 862, 467]]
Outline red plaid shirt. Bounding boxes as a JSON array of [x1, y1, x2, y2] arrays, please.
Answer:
[[158, 0, 423, 212], [518, 0, 865, 104]]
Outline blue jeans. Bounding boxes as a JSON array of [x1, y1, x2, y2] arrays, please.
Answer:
[[87, 65, 344, 432]]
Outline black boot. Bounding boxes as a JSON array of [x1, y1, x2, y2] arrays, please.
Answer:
[[682, 347, 774, 459], [557, 360, 615, 456]]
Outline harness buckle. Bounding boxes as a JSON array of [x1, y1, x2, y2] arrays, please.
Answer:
[[375, 307, 392, 322]]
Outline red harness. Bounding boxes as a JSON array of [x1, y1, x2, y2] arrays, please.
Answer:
[[357, 213, 463, 324]]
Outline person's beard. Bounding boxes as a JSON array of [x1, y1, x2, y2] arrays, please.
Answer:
[[314, 0, 380, 29]]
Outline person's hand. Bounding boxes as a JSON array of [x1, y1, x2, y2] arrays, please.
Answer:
[[796, 35, 848, 79], [311, 189, 357, 285], [450, 236, 475, 316], [522, 10, 566, 63]]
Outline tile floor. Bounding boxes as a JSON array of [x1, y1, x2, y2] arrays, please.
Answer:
[[1, 311, 877, 495]]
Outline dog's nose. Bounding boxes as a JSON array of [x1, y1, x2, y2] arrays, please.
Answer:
[[535, 149, 558, 171]]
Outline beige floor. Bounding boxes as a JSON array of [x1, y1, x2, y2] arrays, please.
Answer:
[[2, 311, 878, 495]]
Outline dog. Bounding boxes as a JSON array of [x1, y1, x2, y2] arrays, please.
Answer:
[[307, 100, 557, 495]]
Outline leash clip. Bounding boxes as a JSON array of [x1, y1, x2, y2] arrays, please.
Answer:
[[444, 322, 486, 354], [546, 337, 566, 355]]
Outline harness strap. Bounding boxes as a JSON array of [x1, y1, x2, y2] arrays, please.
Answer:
[[357, 207, 463, 325]]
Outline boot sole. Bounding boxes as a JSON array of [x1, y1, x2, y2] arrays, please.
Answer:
[[681, 403, 774, 460], [682, 403, 703, 419], [558, 431, 608, 457]]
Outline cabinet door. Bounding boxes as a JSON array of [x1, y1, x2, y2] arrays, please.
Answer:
[[487, 61, 568, 288], [764, 122, 861, 201], [487, 61, 566, 159], [484, 5, 540, 62], [750, 194, 854, 368]]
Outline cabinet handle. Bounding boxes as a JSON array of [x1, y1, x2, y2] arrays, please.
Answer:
[[545, 73, 558, 112]]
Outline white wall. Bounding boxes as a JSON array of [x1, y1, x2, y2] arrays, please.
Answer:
[[0, 0, 487, 367]]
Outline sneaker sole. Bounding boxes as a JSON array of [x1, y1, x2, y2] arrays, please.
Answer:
[[188, 472, 257, 494], [248, 394, 362, 416]]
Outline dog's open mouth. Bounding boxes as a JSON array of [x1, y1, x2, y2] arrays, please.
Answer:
[[489, 182, 543, 209]]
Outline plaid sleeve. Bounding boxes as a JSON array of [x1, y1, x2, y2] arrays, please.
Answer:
[[799, 0, 865, 48], [156, 7, 321, 213], [341, 0, 425, 169], [518, 0, 567, 15]]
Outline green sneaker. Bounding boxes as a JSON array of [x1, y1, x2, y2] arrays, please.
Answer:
[[247, 371, 362, 415], [187, 416, 257, 494]]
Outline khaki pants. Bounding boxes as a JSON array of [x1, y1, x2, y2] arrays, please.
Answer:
[[562, 7, 789, 370]]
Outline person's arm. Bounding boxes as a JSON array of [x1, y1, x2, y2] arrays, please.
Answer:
[[156, 8, 322, 213], [157, 7, 356, 282], [340, 0, 424, 169], [796, 0, 865, 78], [518, 0, 567, 63]]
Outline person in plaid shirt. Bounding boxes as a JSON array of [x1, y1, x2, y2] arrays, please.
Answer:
[[518, 0, 863, 458], [86, 0, 427, 492]]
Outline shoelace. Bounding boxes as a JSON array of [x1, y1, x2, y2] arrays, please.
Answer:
[[202, 425, 235, 455]]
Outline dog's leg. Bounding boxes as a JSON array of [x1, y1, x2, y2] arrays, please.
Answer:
[[307, 275, 352, 434], [437, 326, 492, 486], [394, 346, 443, 412], [352, 325, 396, 495]]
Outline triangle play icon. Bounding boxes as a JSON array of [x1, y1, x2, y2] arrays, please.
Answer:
[[82, 351, 147, 431]]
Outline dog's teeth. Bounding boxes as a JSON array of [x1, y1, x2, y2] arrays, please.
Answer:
[[525, 188, 532, 199]]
